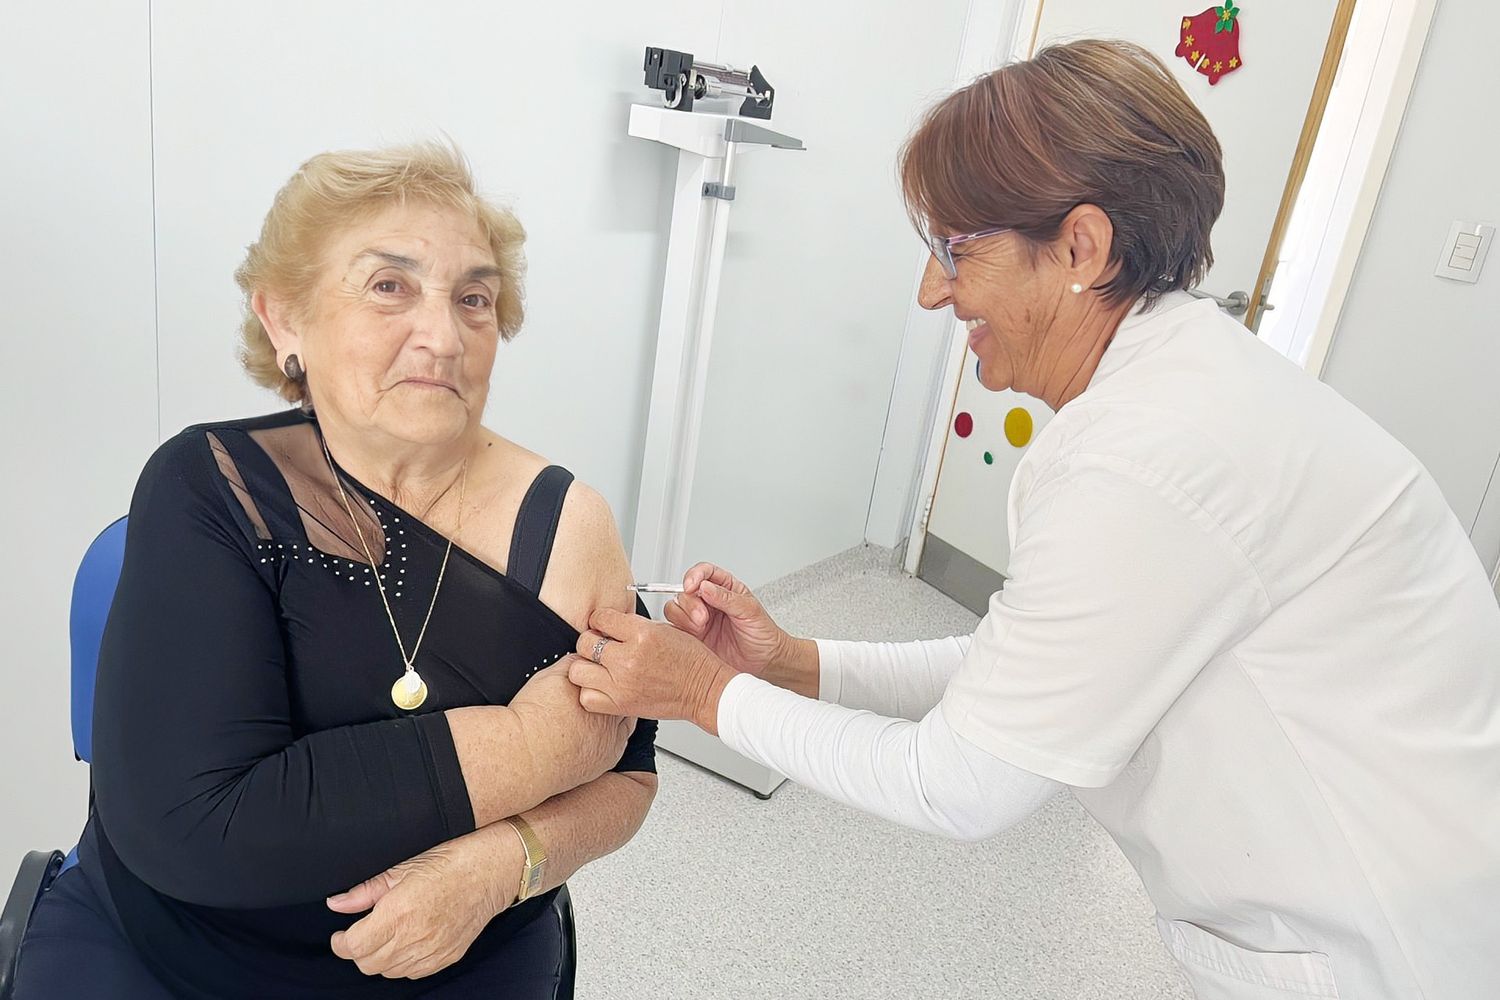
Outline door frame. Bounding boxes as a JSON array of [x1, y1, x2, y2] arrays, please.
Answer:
[[1244, 0, 1360, 331], [1282, 0, 1439, 376], [894, 0, 1439, 575]]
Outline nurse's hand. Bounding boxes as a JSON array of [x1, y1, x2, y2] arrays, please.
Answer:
[[663, 562, 788, 677], [569, 610, 738, 735]]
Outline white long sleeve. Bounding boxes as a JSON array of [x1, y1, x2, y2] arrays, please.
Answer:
[[717, 672, 1062, 842], [815, 636, 971, 719]]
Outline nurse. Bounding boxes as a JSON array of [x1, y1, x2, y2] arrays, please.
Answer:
[[570, 38, 1500, 999]]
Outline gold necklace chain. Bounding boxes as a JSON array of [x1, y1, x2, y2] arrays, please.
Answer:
[[319, 434, 467, 708]]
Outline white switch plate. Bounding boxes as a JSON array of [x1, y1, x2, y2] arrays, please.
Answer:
[[1435, 221, 1494, 283]]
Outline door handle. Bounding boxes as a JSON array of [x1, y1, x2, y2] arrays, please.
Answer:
[[1186, 288, 1251, 316]]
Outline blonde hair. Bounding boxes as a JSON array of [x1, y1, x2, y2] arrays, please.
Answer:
[[235, 141, 527, 402]]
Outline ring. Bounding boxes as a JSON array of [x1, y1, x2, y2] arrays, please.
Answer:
[[590, 637, 610, 665]]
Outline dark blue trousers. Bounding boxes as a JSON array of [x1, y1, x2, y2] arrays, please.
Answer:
[[14, 862, 563, 999]]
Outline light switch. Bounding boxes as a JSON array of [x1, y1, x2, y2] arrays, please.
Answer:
[[1435, 221, 1494, 283]]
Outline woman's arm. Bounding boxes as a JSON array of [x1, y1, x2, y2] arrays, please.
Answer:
[[326, 481, 658, 980], [505, 477, 659, 880], [512, 769, 656, 894], [531, 478, 661, 778], [93, 434, 625, 909], [447, 677, 633, 828], [326, 770, 656, 980]]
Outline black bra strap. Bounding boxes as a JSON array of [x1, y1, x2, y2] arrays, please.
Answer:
[[508, 466, 574, 595]]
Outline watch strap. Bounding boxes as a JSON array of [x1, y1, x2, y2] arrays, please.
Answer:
[[506, 816, 548, 903]]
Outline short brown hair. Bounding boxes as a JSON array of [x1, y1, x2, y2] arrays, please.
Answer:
[[899, 38, 1224, 308], [235, 142, 527, 403]]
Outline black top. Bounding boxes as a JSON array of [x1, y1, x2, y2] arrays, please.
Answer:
[[84, 409, 656, 999]]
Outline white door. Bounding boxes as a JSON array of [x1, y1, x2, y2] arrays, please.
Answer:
[[919, 0, 1344, 610]]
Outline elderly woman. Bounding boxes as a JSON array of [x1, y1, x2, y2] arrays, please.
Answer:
[[13, 144, 657, 999], [571, 40, 1500, 999]]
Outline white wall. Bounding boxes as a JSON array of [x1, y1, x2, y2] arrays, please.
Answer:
[[682, 2, 973, 585], [0, 6, 158, 870], [1322, 0, 1500, 578], [866, 0, 1025, 550], [2, 1, 973, 867]]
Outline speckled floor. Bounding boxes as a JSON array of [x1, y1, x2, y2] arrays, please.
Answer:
[[568, 544, 1192, 1000]]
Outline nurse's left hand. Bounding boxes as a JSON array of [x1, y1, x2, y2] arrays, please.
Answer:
[[571, 608, 738, 735], [327, 825, 519, 979]]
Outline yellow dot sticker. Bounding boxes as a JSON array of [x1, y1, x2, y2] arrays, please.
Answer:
[[1004, 407, 1033, 448]]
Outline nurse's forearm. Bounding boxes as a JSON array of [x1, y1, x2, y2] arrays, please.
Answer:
[[761, 634, 822, 699], [716, 674, 1061, 841], [796, 636, 972, 719]]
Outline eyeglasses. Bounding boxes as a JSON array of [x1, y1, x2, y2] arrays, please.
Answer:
[[925, 226, 1011, 280]]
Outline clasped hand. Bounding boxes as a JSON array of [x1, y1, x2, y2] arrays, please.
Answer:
[[327, 826, 518, 980], [328, 663, 630, 979]]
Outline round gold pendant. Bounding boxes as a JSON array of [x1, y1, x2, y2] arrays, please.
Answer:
[[392, 671, 429, 711]]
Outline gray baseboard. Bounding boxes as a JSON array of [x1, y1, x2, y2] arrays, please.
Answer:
[[917, 533, 1005, 616]]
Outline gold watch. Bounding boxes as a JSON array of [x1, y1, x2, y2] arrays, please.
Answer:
[[505, 816, 548, 904]]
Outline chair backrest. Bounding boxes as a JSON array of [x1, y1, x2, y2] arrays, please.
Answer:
[[68, 517, 128, 763]]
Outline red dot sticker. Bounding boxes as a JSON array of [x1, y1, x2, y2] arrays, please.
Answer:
[[954, 412, 974, 438]]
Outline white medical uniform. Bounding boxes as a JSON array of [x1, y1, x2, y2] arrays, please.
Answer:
[[717, 292, 1500, 998]]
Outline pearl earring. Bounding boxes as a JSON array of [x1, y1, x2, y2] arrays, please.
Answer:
[[1070, 283, 1084, 294]]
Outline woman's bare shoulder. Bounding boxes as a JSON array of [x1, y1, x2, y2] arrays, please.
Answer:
[[474, 429, 548, 486], [475, 429, 633, 630], [543, 479, 634, 630]]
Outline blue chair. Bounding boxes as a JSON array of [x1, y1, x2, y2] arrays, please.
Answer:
[[0, 515, 126, 999], [0, 516, 579, 998]]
